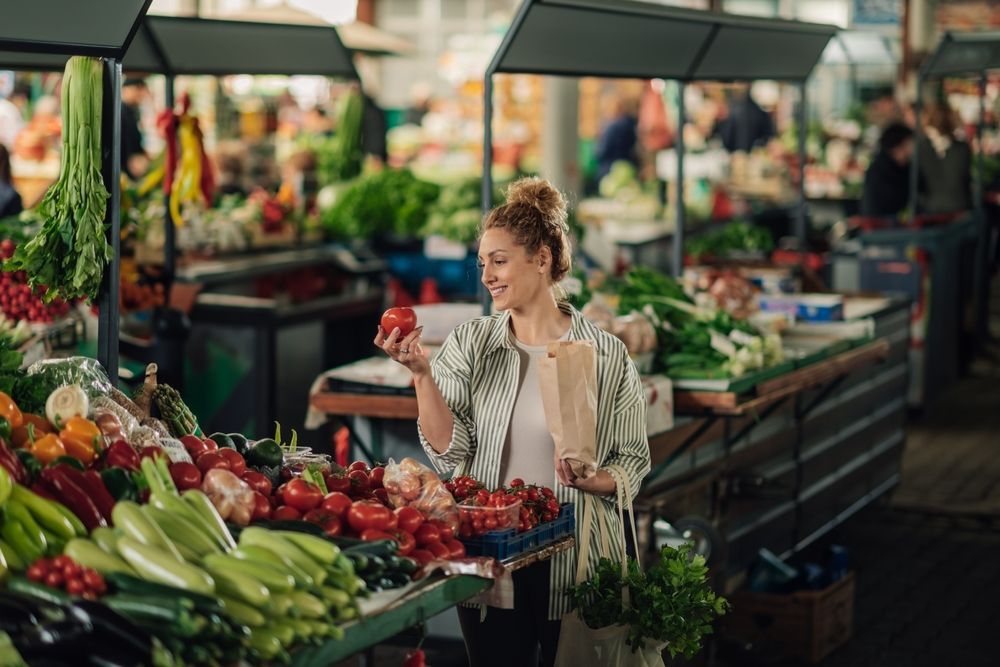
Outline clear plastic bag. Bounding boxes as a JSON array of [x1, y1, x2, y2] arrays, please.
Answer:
[[383, 457, 460, 531], [17, 357, 114, 414]]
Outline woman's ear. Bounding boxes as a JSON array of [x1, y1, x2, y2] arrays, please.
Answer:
[[536, 246, 552, 273]]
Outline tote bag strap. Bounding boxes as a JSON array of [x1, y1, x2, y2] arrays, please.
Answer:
[[574, 492, 596, 584]]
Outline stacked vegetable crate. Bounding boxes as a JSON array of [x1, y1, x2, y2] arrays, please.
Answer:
[[460, 504, 575, 561]]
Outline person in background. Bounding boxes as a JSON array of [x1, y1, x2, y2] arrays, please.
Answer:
[[403, 81, 432, 126], [120, 78, 150, 179], [917, 103, 972, 214], [0, 145, 23, 219], [376, 177, 651, 667], [0, 72, 24, 152], [715, 84, 775, 153], [303, 106, 333, 137], [595, 94, 638, 182], [861, 123, 915, 218]]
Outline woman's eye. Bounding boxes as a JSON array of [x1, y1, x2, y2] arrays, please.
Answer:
[[495, 260, 506, 266], [476, 262, 485, 269]]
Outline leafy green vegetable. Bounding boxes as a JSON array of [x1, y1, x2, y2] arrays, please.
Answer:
[[321, 169, 441, 240], [3, 57, 112, 302], [686, 221, 773, 261], [568, 544, 728, 659], [423, 178, 504, 245], [13, 356, 114, 415]]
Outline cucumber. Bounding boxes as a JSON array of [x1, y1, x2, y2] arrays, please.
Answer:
[[7, 575, 71, 606]]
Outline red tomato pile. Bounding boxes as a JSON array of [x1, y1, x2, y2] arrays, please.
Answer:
[[457, 490, 520, 538], [171, 435, 255, 494], [506, 478, 561, 532], [448, 476, 562, 534], [26, 555, 106, 599]]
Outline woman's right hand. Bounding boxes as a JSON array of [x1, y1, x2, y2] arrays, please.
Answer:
[[375, 326, 429, 377]]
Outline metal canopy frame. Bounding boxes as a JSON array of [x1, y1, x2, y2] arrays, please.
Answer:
[[0, 0, 152, 378], [482, 0, 836, 309]]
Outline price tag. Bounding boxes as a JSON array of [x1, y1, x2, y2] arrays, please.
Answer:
[[159, 438, 193, 464]]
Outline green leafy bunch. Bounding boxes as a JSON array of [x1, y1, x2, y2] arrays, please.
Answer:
[[321, 168, 441, 240], [568, 544, 728, 659]]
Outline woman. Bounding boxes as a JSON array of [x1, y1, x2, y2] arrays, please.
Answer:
[[917, 103, 972, 215], [0, 145, 23, 219], [375, 177, 651, 667]]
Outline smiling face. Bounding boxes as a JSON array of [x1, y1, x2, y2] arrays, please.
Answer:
[[478, 228, 552, 311]]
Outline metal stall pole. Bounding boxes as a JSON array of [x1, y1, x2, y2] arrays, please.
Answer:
[[673, 81, 686, 278], [163, 76, 176, 298], [481, 74, 494, 314], [797, 82, 808, 246], [975, 70, 989, 343], [97, 59, 124, 379], [909, 73, 923, 217]]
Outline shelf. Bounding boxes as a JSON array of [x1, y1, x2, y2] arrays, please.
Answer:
[[174, 245, 386, 286]]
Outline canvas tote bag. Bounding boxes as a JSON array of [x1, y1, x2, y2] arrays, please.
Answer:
[[554, 469, 666, 667]]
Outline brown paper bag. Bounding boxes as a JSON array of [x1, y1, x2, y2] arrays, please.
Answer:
[[538, 340, 598, 480]]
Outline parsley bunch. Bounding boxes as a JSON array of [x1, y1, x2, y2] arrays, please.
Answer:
[[568, 544, 729, 659]]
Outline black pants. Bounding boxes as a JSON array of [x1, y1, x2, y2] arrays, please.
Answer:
[[457, 560, 561, 667]]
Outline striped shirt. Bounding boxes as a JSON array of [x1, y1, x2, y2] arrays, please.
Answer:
[[417, 302, 652, 619]]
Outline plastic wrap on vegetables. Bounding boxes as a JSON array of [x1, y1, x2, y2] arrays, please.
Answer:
[[16, 357, 113, 415], [201, 469, 255, 526], [383, 458, 460, 531]]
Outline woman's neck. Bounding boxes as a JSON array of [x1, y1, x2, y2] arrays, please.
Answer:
[[509, 293, 571, 346]]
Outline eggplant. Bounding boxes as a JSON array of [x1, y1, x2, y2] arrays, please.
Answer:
[[66, 600, 155, 665], [13, 620, 91, 660], [0, 595, 44, 631]]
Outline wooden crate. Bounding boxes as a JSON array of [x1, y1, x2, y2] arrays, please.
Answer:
[[723, 572, 855, 663]]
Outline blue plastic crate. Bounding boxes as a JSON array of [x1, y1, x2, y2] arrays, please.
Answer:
[[460, 504, 576, 560]]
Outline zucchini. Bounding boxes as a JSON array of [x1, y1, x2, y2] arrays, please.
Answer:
[[103, 573, 221, 612], [269, 593, 294, 617], [202, 554, 295, 594], [218, 596, 266, 627], [116, 537, 215, 596], [112, 502, 184, 562], [210, 568, 271, 610], [7, 575, 71, 606], [89, 527, 119, 554], [239, 528, 327, 585], [288, 591, 326, 619], [274, 531, 339, 565], [232, 544, 313, 588], [101, 595, 204, 638], [63, 538, 135, 576], [267, 621, 296, 646]]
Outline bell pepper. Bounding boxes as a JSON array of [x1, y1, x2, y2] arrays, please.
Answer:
[[0, 441, 29, 485], [15, 450, 41, 482], [30, 481, 58, 502], [50, 456, 85, 472], [59, 417, 101, 466], [75, 469, 117, 524], [100, 467, 138, 502], [30, 434, 67, 466], [11, 416, 55, 449], [39, 467, 107, 531], [0, 392, 23, 429], [104, 441, 141, 472]]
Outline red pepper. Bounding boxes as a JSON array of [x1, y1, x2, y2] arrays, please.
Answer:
[[40, 467, 107, 531], [74, 468, 117, 525], [104, 441, 141, 472], [157, 109, 178, 196], [192, 117, 215, 205], [30, 481, 59, 503], [0, 440, 28, 485]]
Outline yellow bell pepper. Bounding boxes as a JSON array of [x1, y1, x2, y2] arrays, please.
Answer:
[[59, 417, 101, 465]]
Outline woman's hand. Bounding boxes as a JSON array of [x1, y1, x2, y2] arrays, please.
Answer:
[[555, 459, 616, 495], [375, 326, 429, 376]]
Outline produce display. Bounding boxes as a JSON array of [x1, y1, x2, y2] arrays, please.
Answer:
[[685, 220, 774, 262], [320, 168, 441, 241]]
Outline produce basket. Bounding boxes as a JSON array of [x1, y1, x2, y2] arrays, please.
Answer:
[[457, 498, 521, 537], [460, 504, 575, 561]]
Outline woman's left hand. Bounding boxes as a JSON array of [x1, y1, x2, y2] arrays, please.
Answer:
[[556, 460, 616, 495]]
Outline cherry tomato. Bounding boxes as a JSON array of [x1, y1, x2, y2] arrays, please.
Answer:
[[325, 475, 352, 495], [51, 556, 72, 571], [169, 462, 202, 491], [403, 648, 426, 667], [65, 578, 86, 596], [380, 307, 417, 338], [360, 528, 395, 542], [321, 491, 353, 518], [241, 470, 272, 497], [273, 505, 302, 521], [346, 500, 394, 533], [26, 563, 48, 582], [369, 466, 385, 489], [195, 452, 230, 474], [510, 478, 525, 488], [413, 523, 441, 547], [216, 448, 246, 477], [81, 569, 105, 593], [444, 539, 466, 559], [61, 562, 82, 579], [348, 461, 370, 473], [251, 492, 272, 521], [44, 571, 64, 588], [281, 478, 324, 512], [394, 506, 424, 534]]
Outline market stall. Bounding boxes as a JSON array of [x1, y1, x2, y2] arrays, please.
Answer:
[[482, 0, 837, 289]]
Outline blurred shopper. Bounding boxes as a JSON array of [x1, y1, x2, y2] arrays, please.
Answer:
[[917, 103, 972, 214], [715, 84, 774, 153], [595, 94, 638, 182], [861, 122, 915, 218], [0, 72, 24, 152], [120, 78, 150, 179], [0, 145, 23, 218], [404, 82, 432, 126]]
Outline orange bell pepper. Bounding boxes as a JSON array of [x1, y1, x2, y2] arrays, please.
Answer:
[[59, 417, 101, 465], [0, 392, 23, 429], [11, 414, 55, 449], [30, 433, 67, 465]]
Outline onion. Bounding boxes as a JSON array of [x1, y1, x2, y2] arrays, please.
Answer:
[[45, 384, 89, 428]]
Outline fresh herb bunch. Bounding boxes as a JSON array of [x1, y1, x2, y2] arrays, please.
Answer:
[[568, 544, 728, 659], [686, 220, 773, 261], [321, 168, 441, 240]]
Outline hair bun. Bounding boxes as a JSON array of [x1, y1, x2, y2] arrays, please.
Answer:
[[505, 177, 567, 228]]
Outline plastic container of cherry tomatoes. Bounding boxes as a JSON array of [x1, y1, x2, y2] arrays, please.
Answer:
[[457, 499, 521, 538]]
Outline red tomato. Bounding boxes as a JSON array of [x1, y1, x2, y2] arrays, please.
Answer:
[[26, 563, 48, 582], [425, 541, 450, 559], [51, 556, 72, 570], [140, 446, 166, 461], [348, 469, 371, 496], [360, 528, 395, 542], [348, 461, 370, 473], [216, 448, 246, 476], [45, 571, 64, 588], [510, 478, 525, 488], [195, 452, 230, 474], [430, 519, 454, 541], [369, 466, 385, 489], [241, 470, 272, 497], [346, 500, 394, 533], [408, 549, 434, 566], [403, 649, 426, 667], [169, 462, 202, 491], [394, 507, 424, 534], [443, 539, 466, 559], [413, 523, 441, 547], [380, 307, 417, 338], [272, 505, 301, 521], [81, 569, 105, 593], [321, 492, 353, 518], [372, 488, 390, 506], [180, 435, 208, 459], [61, 561, 82, 579], [281, 478, 324, 512], [65, 578, 86, 596], [325, 475, 352, 495], [251, 492, 272, 521], [303, 509, 343, 537], [391, 530, 416, 556], [201, 438, 219, 452]]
